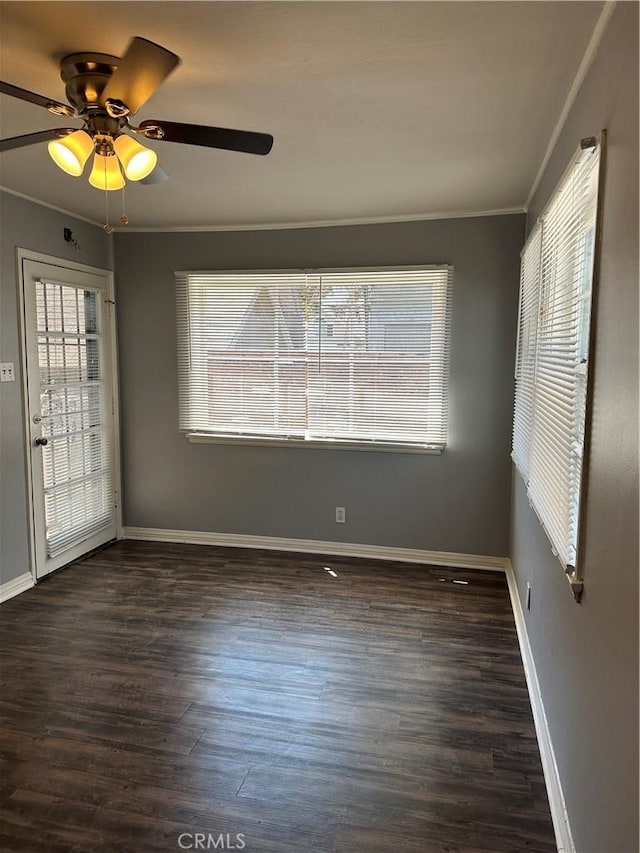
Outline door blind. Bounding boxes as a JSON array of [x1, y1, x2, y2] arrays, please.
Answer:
[[512, 140, 601, 571], [35, 279, 114, 557], [176, 266, 452, 449]]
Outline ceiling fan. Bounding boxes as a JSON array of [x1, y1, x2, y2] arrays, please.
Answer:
[[0, 36, 274, 194]]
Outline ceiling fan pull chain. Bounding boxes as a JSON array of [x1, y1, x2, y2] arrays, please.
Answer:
[[120, 186, 129, 226], [103, 190, 112, 233], [103, 158, 113, 233]]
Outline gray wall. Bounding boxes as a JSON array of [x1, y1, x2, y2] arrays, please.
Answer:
[[509, 5, 639, 852], [0, 191, 111, 584], [115, 213, 523, 556]]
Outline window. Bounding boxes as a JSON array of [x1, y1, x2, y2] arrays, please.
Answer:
[[176, 266, 452, 450], [513, 137, 602, 590]]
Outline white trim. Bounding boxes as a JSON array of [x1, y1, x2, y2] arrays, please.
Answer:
[[0, 187, 524, 232], [16, 249, 123, 577], [106, 273, 124, 542], [186, 434, 443, 454], [504, 560, 575, 853], [0, 185, 523, 234], [0, 186, 103, 228], [123, 526, 508, 571], [525, 1, 616, 209], [16, 251, 37, 588], [0, 572, 34, 604], [16, 249, 114, 283], [177, 263, 454, 275], [114, 207, 524, 233]]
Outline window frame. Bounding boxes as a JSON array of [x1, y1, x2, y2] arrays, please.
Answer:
[[176, 264, 453, 454]]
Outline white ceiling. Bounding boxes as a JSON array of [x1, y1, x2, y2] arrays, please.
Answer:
[[0, 1, 603, 229]]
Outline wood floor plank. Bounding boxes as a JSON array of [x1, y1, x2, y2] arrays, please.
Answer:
[[0, 540, 556, 852]]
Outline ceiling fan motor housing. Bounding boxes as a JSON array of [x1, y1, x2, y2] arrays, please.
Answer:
[[60, 52, 119, 112]]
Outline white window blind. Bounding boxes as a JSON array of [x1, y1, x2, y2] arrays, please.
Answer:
[[35, 279, 114, 557], [512, 139, 601, 574], [512, 224, 542, 479], [176, 266, 452, 450]]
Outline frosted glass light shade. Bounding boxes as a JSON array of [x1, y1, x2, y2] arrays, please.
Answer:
[[113, 134, 157, 181], [48, 130, 94, 176], [88, 153, 125, 191]]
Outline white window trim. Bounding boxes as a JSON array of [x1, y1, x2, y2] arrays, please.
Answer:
[[185, 433, 442, 454]]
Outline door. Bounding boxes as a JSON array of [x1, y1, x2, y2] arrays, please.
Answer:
[[22, 257, 118, 579]]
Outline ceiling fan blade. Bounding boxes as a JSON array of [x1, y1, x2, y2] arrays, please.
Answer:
[[140, 165, 170, 185], [101, 37, 180, 116], [139, 120, 274, 156], [0, 80, 75, 117], [0, 128, 76, 153]]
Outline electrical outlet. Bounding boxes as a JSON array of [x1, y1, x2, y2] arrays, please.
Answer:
[[0, 362, 15, 382], [335, 506, 346, 523], [526, 582, 532, 611]]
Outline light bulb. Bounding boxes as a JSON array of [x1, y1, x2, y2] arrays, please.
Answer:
[[48, 130, 94, 176], [88, 153, 125, 191], [113, 134, 157, 181]]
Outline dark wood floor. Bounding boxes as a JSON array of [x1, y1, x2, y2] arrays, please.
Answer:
[[0, 541, 556, 852]]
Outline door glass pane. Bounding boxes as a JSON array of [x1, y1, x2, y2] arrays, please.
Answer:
[[35, 280, 112, 557]]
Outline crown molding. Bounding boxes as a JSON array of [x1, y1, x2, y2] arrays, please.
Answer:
[[0, 186, 104, 228], [0, 186, 525, 232], [526, 1, 616, 210], [112, 206, 525, 233]]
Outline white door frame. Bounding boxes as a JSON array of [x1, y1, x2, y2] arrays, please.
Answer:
[[17, 248, 123, 581]]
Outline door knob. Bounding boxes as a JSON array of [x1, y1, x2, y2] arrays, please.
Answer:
[[35, 437, 48, 447]]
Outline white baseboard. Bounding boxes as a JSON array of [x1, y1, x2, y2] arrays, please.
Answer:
[[505, 560, 574, 853], [123, 526, 509, 572], [0, 571, 34, 603]]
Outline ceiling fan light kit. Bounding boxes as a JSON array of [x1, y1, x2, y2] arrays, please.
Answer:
[[89, 152, 125, 191], [47, 128, 94, 176], [113, 134, 157, 181], [47, 127, 157, 186], [0, 35, 274, 223]]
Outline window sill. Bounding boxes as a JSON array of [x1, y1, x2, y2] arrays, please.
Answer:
[[185, 433, 444, 455]]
